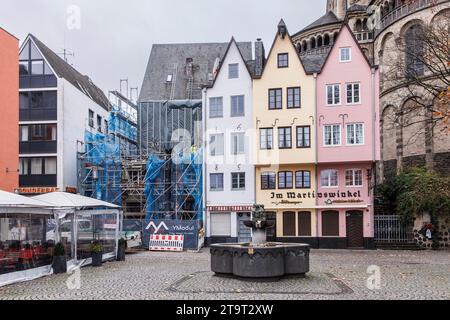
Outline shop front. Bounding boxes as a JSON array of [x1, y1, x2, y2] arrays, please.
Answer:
[[206, 205, 254, 245]]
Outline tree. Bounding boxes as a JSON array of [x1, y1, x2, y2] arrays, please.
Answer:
[[381, 8, 450, 147]]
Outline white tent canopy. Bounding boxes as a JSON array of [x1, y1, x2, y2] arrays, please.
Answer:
[[32, 192, 120, 209], [0, 190, 50, 208]]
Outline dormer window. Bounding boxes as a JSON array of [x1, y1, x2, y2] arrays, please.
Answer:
[[339, 47, 351, 62], [278, 53, 289, 68], [166, 74, 173, 82]]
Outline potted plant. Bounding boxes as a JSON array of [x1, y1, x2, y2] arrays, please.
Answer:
[[90, 240, 103, 267], [52, 242, 67, 274], [117, 238, 127, 261]]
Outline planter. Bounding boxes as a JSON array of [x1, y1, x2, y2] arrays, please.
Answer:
[[117, 246, 126, 261], [91, 252, 103, 267], [52, 255, 67, 274]]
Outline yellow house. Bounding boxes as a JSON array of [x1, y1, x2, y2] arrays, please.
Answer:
[[253, 20, 317, 243]]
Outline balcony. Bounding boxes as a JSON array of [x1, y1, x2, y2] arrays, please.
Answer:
[[376, 0, 445, 36], [19, 108, 57, 121], [19, 141, 57, 154], [19, 174, 57, 187]]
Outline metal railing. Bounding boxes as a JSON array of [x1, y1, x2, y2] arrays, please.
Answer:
[[374, 215, 413, 242], [377, 0, 445, 36]]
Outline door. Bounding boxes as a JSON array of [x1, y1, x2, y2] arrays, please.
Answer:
[[346, 211, 364, 248], [237, 212, 252, 243], [266, 212, 277, 242]]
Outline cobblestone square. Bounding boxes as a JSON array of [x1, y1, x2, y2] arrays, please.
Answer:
[[0, 249, 449, 300]]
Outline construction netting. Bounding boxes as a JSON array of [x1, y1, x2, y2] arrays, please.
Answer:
[[144, 148, 203, 221], [79, 105, 138, 206]]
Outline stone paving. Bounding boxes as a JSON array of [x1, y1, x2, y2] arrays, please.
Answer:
[[0, 249, 449, 300]]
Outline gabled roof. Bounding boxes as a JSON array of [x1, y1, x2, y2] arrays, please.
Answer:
[[258, 20, 312, 77], [25, 34, 110, 111], [139, 42, 252, 102], [206, 37, 255, 88], [296, 11, 341, 35], [318, 23, 376, 72], [300, 53, 331, 74]]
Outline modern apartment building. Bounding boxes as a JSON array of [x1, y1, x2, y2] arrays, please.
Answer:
[[18, 34, 110, 195]]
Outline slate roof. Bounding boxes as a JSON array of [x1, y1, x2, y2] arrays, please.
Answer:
[[299, 11, 341, 33], [29, 34, 110, 111], [138, 42, 253, 102], [300, 52, 330, 74]]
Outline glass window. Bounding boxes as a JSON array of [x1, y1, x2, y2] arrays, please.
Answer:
[[228, 64, 239, 79], [326, 84, 340, 105], [30, 92, 43, 108], [88, 110, 94, 127], [231, 133, 245, 155], [97, 115, 102, 132], [19, 126, 29, 142], [209, 134, 224, 156], [296, 171, 311, 189], [31, 158, 43, 175], [278, 127, 292, 149], [321, 169, 339, 187], [346, 169, 363, 186], [19, 158, 28, 175], [269, 89, 282, 109], [340, 47, 351, 62], [19, 92, 29, 109], [230, 95, 245, 117], [29, 124, 57, 141], [30, 42, 43, 60], [278, 171, 293, 189], [260, 128, 273, 150], [346, 83, 360, 104], [44, 62, 53, 75], [45, 158, 57, 175], [231, 172, 245, 190], [296, 126, 311, 148], [209, 97, 223, 118], [31, 60, 44, 75], [19, 42, 30, 60], [19, 61, 29, 75], [278, 53, 289, 68], [346, 123, 364, 145], [210, 173, 224, 191], [261, 172, 276, 190], [287, 87, 301, 108], [324, 125, 341, 146]]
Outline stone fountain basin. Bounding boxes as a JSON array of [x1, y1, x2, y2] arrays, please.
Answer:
[[210, 243, 310, 278]]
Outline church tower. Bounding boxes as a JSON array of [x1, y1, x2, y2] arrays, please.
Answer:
[[326, 0, 348, 20]]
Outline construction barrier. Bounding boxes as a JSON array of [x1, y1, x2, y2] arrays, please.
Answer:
[[149, 234, 184, 252]]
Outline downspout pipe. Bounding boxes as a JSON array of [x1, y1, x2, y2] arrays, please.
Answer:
[[313, 72, 319, 240], [202, 88, 208, 247]]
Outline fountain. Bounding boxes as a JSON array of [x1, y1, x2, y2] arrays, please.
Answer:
[[210, 205, 310, 278]]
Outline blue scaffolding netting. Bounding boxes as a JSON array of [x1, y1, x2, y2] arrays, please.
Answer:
[[144, 148, 203, 221], [80, 106, 138, 205]]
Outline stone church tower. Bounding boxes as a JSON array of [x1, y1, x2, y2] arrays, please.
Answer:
[[326, 0, 348, 20]]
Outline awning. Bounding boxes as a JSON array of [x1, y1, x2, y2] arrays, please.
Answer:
[[0, 190, 50, 208]]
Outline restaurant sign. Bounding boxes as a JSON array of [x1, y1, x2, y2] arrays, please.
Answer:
[[16, 187, 59, 194], [270, 190, 365, 206], [208, 205, 254, 212]]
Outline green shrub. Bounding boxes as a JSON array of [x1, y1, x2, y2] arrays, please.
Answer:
[[54, 242, 66, 256], [89, 240, 103, 253]]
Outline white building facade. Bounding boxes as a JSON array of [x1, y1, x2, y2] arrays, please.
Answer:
[[18, 35, 110, 195], [203, 39, 255, 245]]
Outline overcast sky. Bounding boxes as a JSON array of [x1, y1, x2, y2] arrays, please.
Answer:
[[1, 0, 325, 100]]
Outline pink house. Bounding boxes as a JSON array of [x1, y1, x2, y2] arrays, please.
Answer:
[[315, 25, 380, 249]]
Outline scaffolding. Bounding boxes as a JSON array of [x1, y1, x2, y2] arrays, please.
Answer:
[[78, 103, 203, 221]]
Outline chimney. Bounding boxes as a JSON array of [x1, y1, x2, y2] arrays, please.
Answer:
[[254, 38, 265, 77]]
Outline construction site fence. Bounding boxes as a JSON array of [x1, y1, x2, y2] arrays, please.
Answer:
[[123, 219, 203, 250]]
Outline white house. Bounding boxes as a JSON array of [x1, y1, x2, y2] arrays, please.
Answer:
[[203, 38, 263, 245], [18, 34, 110, 195]]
